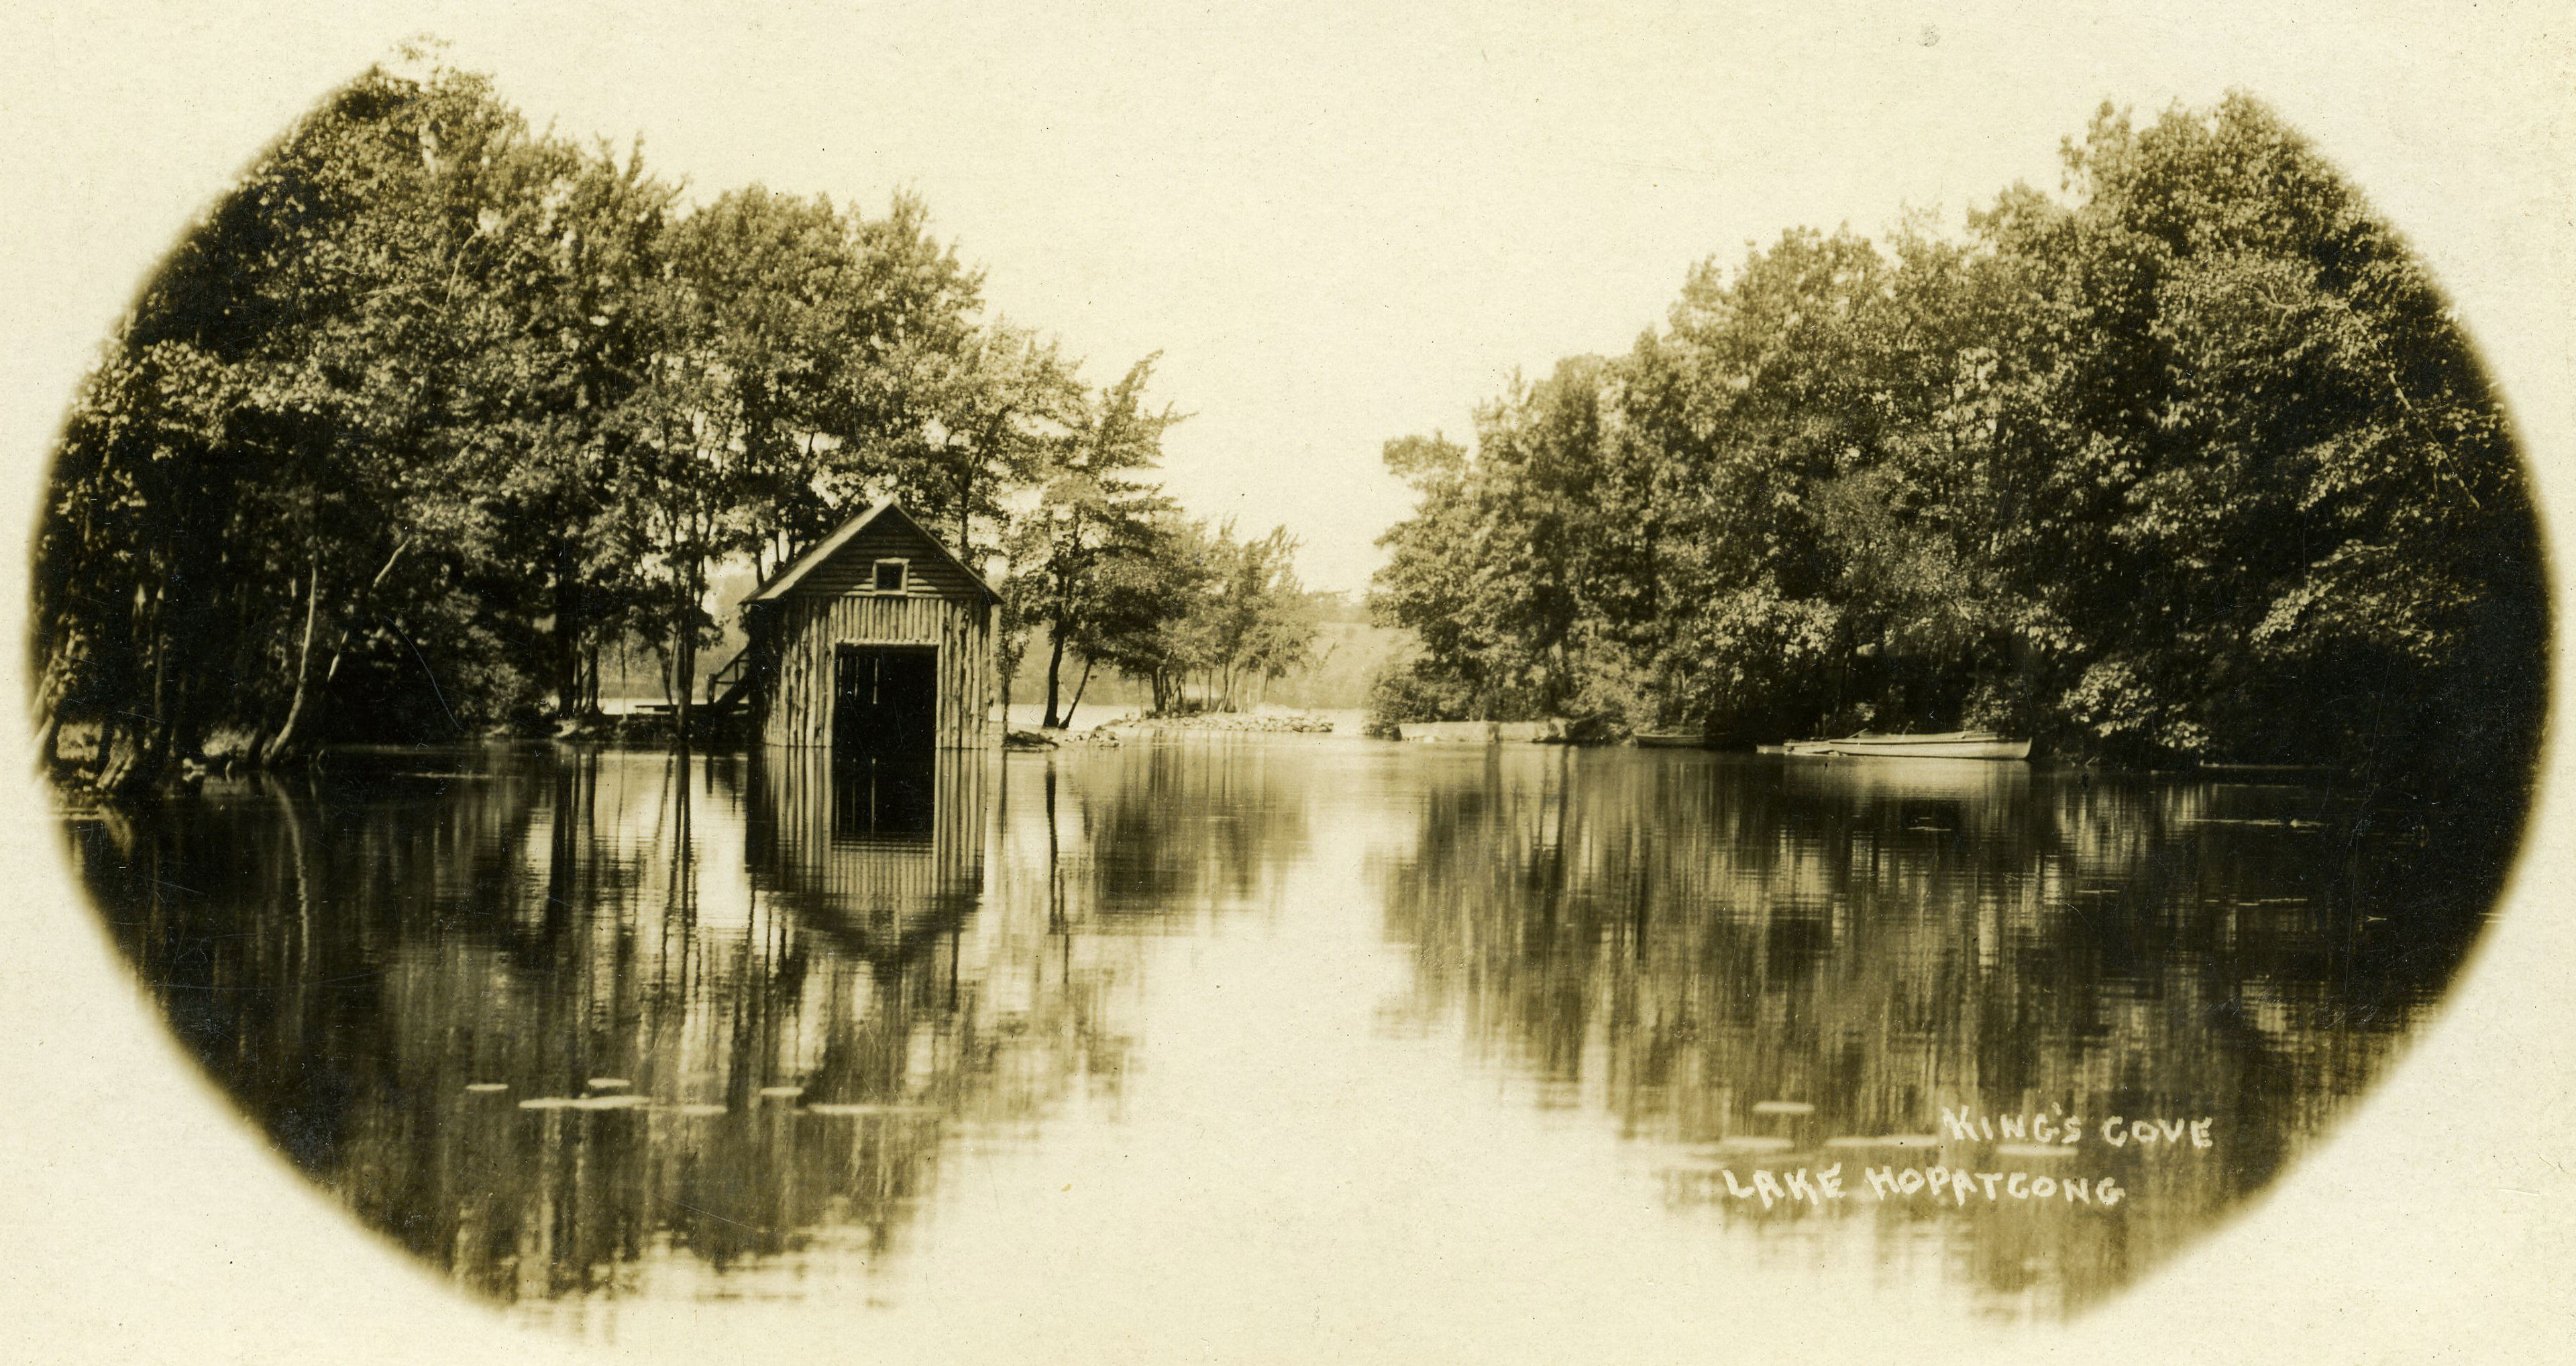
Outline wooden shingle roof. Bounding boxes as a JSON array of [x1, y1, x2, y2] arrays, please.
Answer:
[[745, 498, 1000, 605]]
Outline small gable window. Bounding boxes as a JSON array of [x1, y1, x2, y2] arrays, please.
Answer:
[[871, 558, 908, 592]]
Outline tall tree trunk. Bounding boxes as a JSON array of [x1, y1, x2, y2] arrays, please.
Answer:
[[672, 611, 693, 742], [1065, 656, 1094, 727], [146, 579, 172, 776], [994, 606, 1020, 727], [672, 562, 700, 746], [321, 537, 413, 689], [262, 559, 325, 764], [1042, 628, 1067, 729], [553, 533, 582, 718]]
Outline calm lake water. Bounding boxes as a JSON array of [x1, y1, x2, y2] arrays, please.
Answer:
[[65, 734, 2518, 1351]]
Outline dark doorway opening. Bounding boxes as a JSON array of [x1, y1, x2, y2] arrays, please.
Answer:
[[833, 645, 938, 762], [831, 757, 936, 843]]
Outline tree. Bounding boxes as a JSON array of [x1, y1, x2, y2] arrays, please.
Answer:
[[1970, 97, 2542, 772], [474, 137, 682, 720], [1191, 523, 1316, 711], [1002, 356, 1186, 728], [1369, 357, 1619, 724], [869, 321, 1082, 563], [34, 52, 1174, 783], [1364, 93, 2546, 783], [1077, 511, 1216, 715], [36, 58, 559, 780]]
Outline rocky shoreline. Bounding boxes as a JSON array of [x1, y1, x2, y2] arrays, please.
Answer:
[[1006, 711, 1340, 749]]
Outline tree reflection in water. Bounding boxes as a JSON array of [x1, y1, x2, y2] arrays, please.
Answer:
[[72, 745, 1166, 1315], [64, 737, 2512, 1326], [1378, 748, 2510, 1317]]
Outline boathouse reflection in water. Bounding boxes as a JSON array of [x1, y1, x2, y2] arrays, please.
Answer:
[[73, 746, 1150, 1307], [64, 738, 2512, 1325]]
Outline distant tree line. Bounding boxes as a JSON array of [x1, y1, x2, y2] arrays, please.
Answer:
[[33, 54, 1311, 789], [1369, 96, 2546, 790]]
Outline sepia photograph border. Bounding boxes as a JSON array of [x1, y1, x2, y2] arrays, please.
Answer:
[[2, 3, 2571, 1363]]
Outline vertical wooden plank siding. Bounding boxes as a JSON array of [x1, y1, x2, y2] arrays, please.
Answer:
[[759, 592, 996, 750], [741, 749, 991, 957], [745, 752, 987, 914]]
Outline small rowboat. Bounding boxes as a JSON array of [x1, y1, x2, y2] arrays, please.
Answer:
[[1633, 731, 1708, 749], [1784, 730, 2031, 761]]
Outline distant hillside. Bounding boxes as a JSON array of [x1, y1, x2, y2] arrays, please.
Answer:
[[1007, 613, 1412, 715]]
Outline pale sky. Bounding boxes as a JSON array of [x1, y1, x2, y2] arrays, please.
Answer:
[[8, 2, 2573, 591], [6, 6, 2576, 1365]]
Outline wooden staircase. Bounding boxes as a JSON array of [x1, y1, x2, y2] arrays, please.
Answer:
[[704, 649, 758, 717]]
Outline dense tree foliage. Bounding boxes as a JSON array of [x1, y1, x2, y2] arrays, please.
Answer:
[[1089, 519, 1316, 715], [31, 57, 1197, 787], [1001, 356, 1185, 728], [1004, 469, 1318, 725], [1370, 97, 2546, 790]]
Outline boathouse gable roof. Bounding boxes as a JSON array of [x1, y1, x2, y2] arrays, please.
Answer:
[[745, 498, 1000, 607]]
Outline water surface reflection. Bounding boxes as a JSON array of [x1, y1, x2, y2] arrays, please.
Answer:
[[1382, 749, 2505, 1316], [67, 738, 2510, 1330]]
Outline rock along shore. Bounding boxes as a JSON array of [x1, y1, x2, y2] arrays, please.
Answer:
[[1008, 711, 1339, 749]]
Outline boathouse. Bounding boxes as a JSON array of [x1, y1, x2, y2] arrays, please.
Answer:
[[738, 499, 1000, 755]]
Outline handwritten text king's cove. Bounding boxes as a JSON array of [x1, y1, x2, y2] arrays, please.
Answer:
[[1939, 1106, 2216, 1149]]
